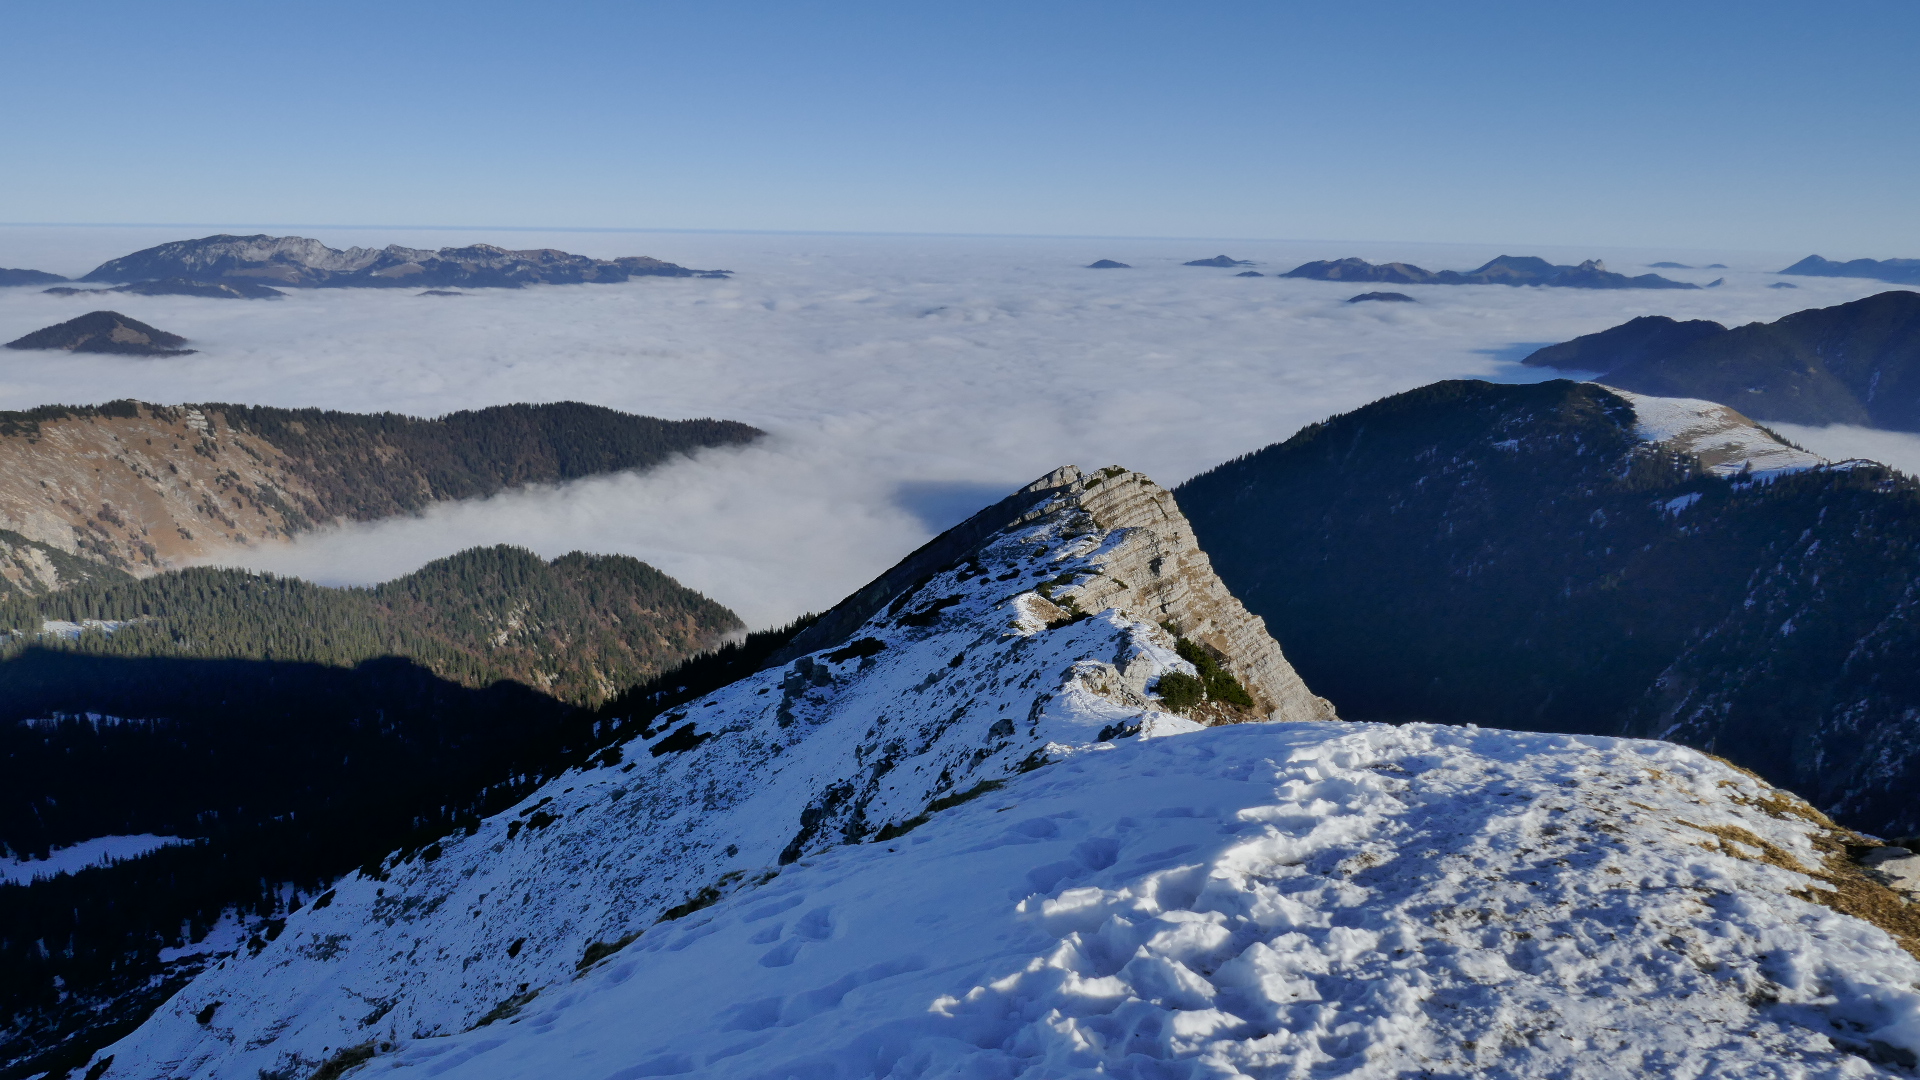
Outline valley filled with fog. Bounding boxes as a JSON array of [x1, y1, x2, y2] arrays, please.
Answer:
[[0, 227, 1907, 626]]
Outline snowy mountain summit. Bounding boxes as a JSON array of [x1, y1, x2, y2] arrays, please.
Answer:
[[87, 467, 1920, 1080]]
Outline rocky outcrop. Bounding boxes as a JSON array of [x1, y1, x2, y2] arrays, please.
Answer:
[[0, 401, 762, 575], [775, 465, 1332, 723], [80, 234, 731, 289], [0, 529, 130, 597], [4, 311, 193, 355]]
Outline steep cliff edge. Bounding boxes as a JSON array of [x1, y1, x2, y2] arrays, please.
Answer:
[[0, 401, 761, 581]]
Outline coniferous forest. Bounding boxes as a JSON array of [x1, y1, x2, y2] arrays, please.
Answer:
[[0, 546, 745, 1080]]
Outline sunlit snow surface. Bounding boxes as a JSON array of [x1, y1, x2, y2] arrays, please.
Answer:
[[1609, 388, 1830, 477], [3, 227, 1910, 626], [207, 726, 1920, 1079]]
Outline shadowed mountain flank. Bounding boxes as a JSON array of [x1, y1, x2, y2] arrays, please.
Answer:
[[0, 269, 67, 287], [1177, 378, 1920, 837], [4, 311, 192, 356], [1523, 290, 1920, 428]]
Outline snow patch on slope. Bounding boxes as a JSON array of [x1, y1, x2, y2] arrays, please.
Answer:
[[325, 725, 1920, 1078], [0, 834, 185, 885], [1607, 386, 1829, 477]]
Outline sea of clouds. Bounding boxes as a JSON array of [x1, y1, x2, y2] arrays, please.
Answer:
[[0, 227, 1911, 626]]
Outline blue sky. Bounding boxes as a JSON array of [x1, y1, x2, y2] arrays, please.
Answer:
[[1, 1, 1914, 251]]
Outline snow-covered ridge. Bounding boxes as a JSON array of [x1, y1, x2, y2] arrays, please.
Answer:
[[351, 723, 1920, 1079], [93, 465, 1329, 1080], [1605, 385, 1831, 477]]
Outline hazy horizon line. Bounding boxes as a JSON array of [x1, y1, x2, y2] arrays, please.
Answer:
[[0, 221, 1800, 257]]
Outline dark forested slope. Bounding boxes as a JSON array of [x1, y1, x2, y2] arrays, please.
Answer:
[[1523, 290, 1920, 428], [1176, 379, 1920, 839], [0, 545, 741, 707], [0, 547, 740, 1080]]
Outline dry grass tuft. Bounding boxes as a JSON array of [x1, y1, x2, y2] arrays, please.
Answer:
[[1677, 762, 1920, 960]]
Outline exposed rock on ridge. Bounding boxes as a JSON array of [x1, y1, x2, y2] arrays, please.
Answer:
[[773, 464, 1333, 723], [0, 528, 130, 597]]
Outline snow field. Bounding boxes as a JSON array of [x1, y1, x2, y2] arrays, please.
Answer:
[[1611, 388, 1829, 477], [354, 722, 1920, 1079], [0, 834, 185, 885]]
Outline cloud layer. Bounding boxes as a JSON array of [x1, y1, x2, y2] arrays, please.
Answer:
[[0, 229, 1903, 626]]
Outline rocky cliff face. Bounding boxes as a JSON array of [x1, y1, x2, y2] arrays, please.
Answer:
[[0, 403, 317, 574], [0, 401, 762, 578], [0, 529, 129, 597], [78, 464, 1332, 1080]]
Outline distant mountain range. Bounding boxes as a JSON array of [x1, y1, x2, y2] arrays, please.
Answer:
[[4, 311, 193, 356], [0, 400, 763, 580], [1523, 290, 1920, 428], [1284, 254, 1700, 289], [1779, 254, 1920, 286], [0, 269, 66, 287], [1184, 255, 1254, 267], [1177, 378, 1920, 840], [79, 234, 731, 290]]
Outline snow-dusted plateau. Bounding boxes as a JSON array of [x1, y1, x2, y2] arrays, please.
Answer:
[[84, 465, 1920, 1080]]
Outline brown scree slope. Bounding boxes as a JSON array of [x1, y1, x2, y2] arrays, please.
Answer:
[[0, 401, 763, 583]]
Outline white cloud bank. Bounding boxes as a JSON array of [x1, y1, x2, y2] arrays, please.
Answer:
[[0, 229, 1901, 627]]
